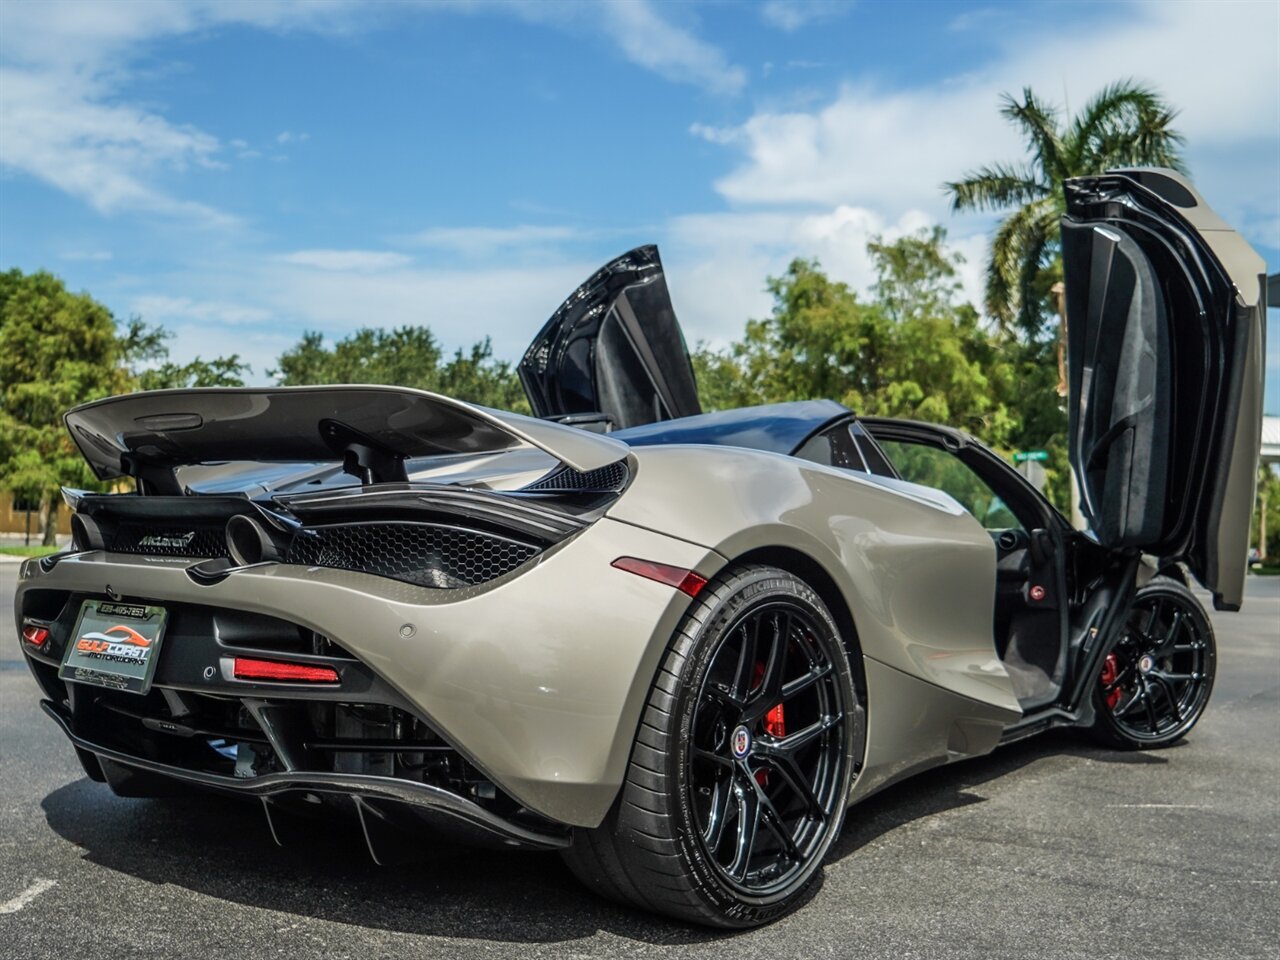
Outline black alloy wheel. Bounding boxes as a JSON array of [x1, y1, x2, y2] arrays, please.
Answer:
[[1092, 576, 1216, 749], [688, 599, 847, 895], [561, 564, 861, 927]]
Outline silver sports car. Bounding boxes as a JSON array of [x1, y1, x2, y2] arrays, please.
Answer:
[[15, 169, 1267, 926]]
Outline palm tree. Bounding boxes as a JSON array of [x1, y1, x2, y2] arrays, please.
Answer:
[[946, 81, 1186, 337]]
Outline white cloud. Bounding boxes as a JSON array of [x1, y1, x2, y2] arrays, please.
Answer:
[[122, 249, 649, 384], [947, 7, 1002, 33], [137, 251, 633, 377], [259, 258, 601, 366], [115, 203, 991, 389], [760, 1, 849, 33], [0, 65, 235, 226], [0, 1, 359, 69], [59, 249, 113, 262], [0, 1, 369, 224], [0, 0, 319, 225], [403, 224, 577, 257], [492, 0, 746, 94], [278, 250, 414, 272], [132, 295, 274, 326], [689, 121, 742, 146], [661, 207, 989, 346], [694, 1, 1280, 249], [0, 0, 744, 227], [593, 1, 746, 95]]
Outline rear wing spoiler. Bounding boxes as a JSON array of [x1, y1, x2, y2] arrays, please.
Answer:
[[65, 385, 629, 494]]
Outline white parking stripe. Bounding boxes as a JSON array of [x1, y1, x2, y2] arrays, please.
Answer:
[[1106, 803, 1207, 809], [0, 879, 57, 915]]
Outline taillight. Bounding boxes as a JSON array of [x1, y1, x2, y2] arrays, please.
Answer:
[[232, 657, 339, 683], [21, 623, 50, 650], [611, 557, 707, 597]]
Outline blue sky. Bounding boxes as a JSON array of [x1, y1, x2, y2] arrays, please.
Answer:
[[1, 0, 1277, 411]]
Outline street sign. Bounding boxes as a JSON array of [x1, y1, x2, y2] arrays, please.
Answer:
[[1016, 459, 1047, 492], [1013, 450, 1048, 463]]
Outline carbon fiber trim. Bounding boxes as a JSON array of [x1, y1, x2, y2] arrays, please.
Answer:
[[105, 521, 229, 558], [524, 461, 629, 492], [286, 522, 539, 588]]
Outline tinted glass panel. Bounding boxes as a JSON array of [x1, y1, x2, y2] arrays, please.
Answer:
[[794, 422, 866, 471], [877, 439, 1022, 531], [850, 422, 897, 478]]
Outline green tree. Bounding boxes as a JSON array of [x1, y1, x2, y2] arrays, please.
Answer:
[[1254, 466, 1280, 564], [694, 229, 1020, 452], [0, 271, 134, 544], [946, 80, 1186, 334], [275, 327, 443, 387], [137, 354, 250, 390], [691, 343, 764, 412], [0, 270, 250, 544], [436, 339, 529, 412], [273, 327, 529, 413]]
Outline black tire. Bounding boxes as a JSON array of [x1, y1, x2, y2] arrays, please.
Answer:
[[1091, 576, 1216, 749], [562, 564, 860, 928]]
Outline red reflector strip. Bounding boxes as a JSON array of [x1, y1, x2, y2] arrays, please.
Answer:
[[21, 624, 50, 649], [611, 557, 707, 597], [232, 657, 339, 683]]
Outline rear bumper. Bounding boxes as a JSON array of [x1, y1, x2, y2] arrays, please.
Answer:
[[16, 517, 722, 827], [42, 699, 571, 851]]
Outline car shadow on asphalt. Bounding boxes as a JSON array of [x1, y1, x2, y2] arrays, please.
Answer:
[[826, 728, 1175, 864], [38, 729, 1175, 944]]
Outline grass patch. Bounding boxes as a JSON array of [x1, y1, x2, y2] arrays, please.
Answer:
[[0, 545, 61, 558], [1250, 563, 1280, 576]]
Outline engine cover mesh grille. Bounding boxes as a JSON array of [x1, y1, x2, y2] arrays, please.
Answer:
[[286, 522, 539, 588], [523, 461, 628, 492]]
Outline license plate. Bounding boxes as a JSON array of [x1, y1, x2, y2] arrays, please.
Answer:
[[59, 600, 168, 696]]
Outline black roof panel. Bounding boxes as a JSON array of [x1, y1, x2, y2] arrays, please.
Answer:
[[612, 400, 849, 456]]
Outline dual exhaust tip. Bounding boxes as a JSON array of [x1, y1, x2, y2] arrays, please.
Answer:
[[225, 514, 283, 566]]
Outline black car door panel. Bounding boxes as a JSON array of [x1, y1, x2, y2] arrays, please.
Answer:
[[1062, 169, 1266, 610]]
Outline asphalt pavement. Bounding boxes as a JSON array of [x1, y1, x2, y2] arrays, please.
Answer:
[[1, 564, 1276, 959]]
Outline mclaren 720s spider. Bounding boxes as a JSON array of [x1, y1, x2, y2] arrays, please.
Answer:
[[15, 169, 1267, 926]]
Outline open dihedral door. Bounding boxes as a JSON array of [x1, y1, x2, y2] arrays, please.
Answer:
[[1061, 168, 1267, 610], [518, 245, 702, 430]]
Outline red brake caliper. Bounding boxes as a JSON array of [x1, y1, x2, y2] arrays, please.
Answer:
[[752, 663, 787, 786], [1100, 652, 1123, 709], [765, 702, 786, 738]]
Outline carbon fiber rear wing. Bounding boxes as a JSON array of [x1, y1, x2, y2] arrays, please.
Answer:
[[65, 385, 628, 494]]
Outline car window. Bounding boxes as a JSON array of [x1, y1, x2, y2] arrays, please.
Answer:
[[794, 423, 867, 472], [849, 422, 897, 478], [875, 439, 1023, 531]]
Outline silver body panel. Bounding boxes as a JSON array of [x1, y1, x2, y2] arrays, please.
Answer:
[[18, 441, 1021, 827], [610, 445, 1023, 713]]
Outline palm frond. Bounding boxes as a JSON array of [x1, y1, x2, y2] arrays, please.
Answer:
[[1000, 88, 1065, 182], [1013, 204, 1063, 336], [985, 197, 1059, 333], [1069, 79, 1186, 172], [1091, 111, 1188, 172], [944, 162, 1048, 213]]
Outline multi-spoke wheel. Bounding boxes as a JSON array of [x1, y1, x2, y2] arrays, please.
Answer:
[[1091, 576, 1216, 749], [561, 564, 861, 927]]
